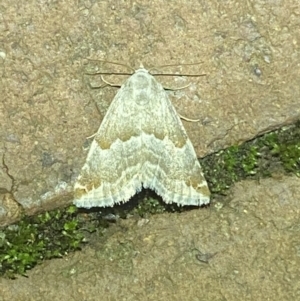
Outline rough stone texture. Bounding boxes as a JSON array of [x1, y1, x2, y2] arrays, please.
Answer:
[[0, 175, 299, 300], [0, 1, 300, 221]]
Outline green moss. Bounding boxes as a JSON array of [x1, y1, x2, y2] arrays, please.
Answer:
[[259, 124, 300, 176], [0, 205, 86, 278], [202, 121, 300, 195], [202, 143, 260, 193]]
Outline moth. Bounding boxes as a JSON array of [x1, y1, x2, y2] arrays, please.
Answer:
[[74, 66, 210, 208]]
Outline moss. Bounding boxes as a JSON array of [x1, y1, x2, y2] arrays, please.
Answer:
[[202, 143, 261, 194], [259, 124, 300, 176], [0, 205, 86, 278], [1, 121, 299, 278], [202, 121, 300, 195]]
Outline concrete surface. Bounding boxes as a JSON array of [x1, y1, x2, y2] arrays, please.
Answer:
[[0, 175, 299, 300]]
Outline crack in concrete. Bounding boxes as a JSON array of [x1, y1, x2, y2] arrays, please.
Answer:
[[1, 153, 23, 212], [2, 153, 15, 193]]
